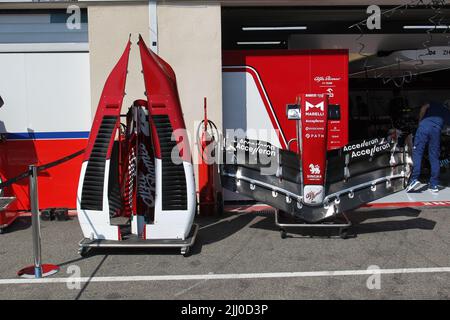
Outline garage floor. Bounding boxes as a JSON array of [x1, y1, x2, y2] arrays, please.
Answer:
[[0, 205, 448, 300]]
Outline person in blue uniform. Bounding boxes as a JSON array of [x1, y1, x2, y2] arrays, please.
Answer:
[[406, 101, 450, 193]]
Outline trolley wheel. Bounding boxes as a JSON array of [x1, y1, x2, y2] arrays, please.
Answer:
[[181, 246, 190, 257], [280, 229, 287, 239], [339, 228, 349, 239], [78, 246, 90, 257]]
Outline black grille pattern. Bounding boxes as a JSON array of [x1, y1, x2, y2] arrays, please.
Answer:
[[153, 115, 188, 211], [108, 141, 122, 216], [81, 116, 117, 211]]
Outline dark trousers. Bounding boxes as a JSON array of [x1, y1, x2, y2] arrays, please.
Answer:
[[411, 122, 441, 186]]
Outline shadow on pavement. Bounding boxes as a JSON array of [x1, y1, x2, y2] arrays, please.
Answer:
[[236, 207, 436, 238], [59, 206, 437, 260], [1, 216, 31, 233], [75, 254, 108, 300], [348, 207, 436, 235]]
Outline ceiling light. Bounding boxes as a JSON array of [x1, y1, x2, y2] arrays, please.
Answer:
[[242, 26, 307, 31], [403, 25, 450, 30], [236, 41, 282, 45]]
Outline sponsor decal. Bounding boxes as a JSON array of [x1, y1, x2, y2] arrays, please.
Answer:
[[301, 94, 328, 185], [228, 138, 279, 173], [305, 102, 325, 117], [303, 185, 324, 204], [305, 133, 325, 139], [305, 127, 325, 131], [137, 142, 156, 208], [343, 138, 380, 152], [305, 189, 322, 202], [326, 88, 334, 97], [305, 101, 324, 112], [131, 107, 156, 217], [234, 138, 276, 157], [343, 138, 393, 160], [314, 75, 342, 83], [309, 163, 321, 175]]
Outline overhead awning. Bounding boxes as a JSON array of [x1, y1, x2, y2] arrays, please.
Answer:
[[350, 46, 450, 78]]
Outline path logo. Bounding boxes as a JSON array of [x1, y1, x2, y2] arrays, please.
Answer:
[[309, 163, 321, 175], [305, 101, 324, 112]]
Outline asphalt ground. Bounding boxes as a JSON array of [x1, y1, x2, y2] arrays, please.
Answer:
[[0, 205, 448, 300]]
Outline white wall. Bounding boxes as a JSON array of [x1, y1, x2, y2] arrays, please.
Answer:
[[0, 52, 91, 134]]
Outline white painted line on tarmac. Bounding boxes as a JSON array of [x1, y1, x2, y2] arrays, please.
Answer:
[[0, 267, 449, 285]]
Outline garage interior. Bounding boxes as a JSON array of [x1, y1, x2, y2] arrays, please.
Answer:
[[222, 5, 450, 189]]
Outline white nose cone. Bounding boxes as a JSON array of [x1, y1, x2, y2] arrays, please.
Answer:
[[303, 185, 324, 205]]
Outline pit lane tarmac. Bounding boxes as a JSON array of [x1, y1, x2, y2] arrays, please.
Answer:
[[0, 205, 448, 299]]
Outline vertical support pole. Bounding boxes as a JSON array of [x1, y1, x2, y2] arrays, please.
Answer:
[[29, 165, 42, 278], [149, 0, 158, 53], [295, 96, 302, 156], [18, 166, 59, 278]]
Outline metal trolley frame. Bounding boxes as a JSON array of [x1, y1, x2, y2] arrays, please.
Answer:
[[275, 210, 352, 239], [78, 223, 199, 257]]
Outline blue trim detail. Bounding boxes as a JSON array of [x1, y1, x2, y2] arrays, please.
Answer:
[[5, 131, 90, 140]]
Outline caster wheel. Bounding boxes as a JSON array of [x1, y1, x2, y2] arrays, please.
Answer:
[[339, 228, 349, 239], [0, 228, 5, 235], [41, 209, 55, 221], [55, 208, 69, 221], [181, 246, 190, 257], [280, 229, 287, 239], [78, 247, 89, 257]]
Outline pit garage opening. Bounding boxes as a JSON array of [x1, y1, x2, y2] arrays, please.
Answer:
[[221, 5, 450, 205]]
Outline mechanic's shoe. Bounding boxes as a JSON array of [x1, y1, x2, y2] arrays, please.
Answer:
[[429, 185, 439, 194], [405, 180, 420, 192]]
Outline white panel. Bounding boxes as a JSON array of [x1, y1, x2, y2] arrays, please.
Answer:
[[148, 0, 158, 53], [145, 160, 196, 240], [0, 43, 88, 53], [24, 52, 91, 133], [222, 71, 281, 147], [0, 52, 91, 135], [222, 69, 281, 202], [0, 53, 28, 133], [77, 161, 120, 241]]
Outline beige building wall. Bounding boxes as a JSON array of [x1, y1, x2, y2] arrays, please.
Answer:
[[88, 1, 223, 190], [157, 2, 223, 164], [87, 2, 150, 116]]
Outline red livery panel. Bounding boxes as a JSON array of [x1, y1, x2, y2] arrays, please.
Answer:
[[300, 94, 328, 186], [0, 139, 86, 210], [138, 35, 190, 162], [223, 49, 349, 151]]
